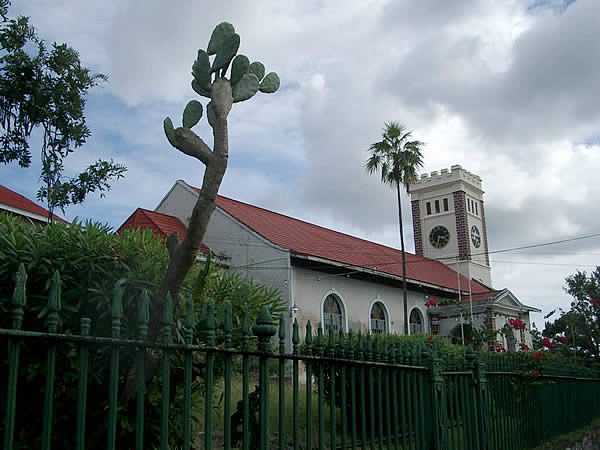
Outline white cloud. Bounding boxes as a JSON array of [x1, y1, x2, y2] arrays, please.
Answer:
[[3, 0, 599, 325]]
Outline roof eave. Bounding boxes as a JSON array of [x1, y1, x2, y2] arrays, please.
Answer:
[[291, 252, 462, 295]]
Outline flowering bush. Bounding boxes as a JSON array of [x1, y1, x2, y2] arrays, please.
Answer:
[[530, 369, 541, 378], [532, 352, 544, 361], [424, 298, 438, 308], [590, 298, 599, 307], [558, 335, 568, 343], [541, 338, 554, 349], [519, 342, 530, 351], [495, 342, 506, 353], [508, 317, 526, 330]]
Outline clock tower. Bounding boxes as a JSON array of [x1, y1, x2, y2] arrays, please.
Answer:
[[409, 165, 492, 288]]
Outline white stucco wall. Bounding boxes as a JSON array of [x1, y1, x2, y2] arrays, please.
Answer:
[[291, 266, 428, 335]]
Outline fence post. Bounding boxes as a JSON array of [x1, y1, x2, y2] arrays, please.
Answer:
[[107, 279, 124, 450], [464, 346, 481, 450], [42, 270, 62, 450], [3, 264, 27, 450], [428, 342, 448, 450], [135, 289, 150, 450], [253, 306, 276, 450], [473, 350, 489, 449]]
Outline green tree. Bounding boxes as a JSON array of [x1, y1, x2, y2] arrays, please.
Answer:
[[0, 0, 126, 218], [542, 267, 600, 364], [365, 121, 424, 334]]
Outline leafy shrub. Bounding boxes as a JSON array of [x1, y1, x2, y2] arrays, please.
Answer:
[[0, 214, 285, 448]]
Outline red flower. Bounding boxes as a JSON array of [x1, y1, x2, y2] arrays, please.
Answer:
[[590, 299, 599, 307], [531, 369, 541, 378], [532, 352, 544, 361], [428, 335, 433, 341], [425, 298, 438, 308], [508, 318, 526, 330], [519, 343, 530, 351], [559, 336, 568, 343], [495, 343, 506, 353], [541, 338, 554, 349]]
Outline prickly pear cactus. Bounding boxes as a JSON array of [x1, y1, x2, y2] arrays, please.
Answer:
[[232, 73, 259, 103], [230, 55, 249, 85], [248, 61, 265, 81], [207, 22, 235, 55], [259, 72, 280, 93], [164, 21, 280, 147], [183, 100, 203, 128]]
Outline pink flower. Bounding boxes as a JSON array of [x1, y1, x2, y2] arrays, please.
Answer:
[[541, 338, 554, 349], [495, 343, 506, 353], [508, 318, 526, 330], [559, 336, 568, 343], [519, 343, 530, 351], [428, 335, 433, 341], [590, 299, 599, 307], [531, 369, 541, 378], [425, 298, 438, 308], [532, 352, 544, 361]]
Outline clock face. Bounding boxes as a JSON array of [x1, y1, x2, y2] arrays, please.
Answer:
[[471, 225, 481, 248], [429, 225, 450, 249]]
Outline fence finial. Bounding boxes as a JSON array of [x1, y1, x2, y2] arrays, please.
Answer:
[[184, 295, 195, 345], [12, 263, 27, 307], [253, 306, 276, 352], [11, 264, 27, 329], [305, 320, 313, 350], [292, 318, 299, 355], [241, 303, 250, 351], [48, 270, 62, 313], [112, 279, 125, 319], [278, 313, 286, 354], [206, 299, 216, 346]]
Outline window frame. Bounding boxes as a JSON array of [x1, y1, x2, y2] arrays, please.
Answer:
[[320, 289, 347, 334], [408, 307, 425, 335], [369, 299, 390, 334]]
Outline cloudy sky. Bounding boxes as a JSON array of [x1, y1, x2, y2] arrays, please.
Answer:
[[3, 0, 599, 328]]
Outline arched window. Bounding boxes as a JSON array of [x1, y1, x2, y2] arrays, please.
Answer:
[[409, 308, 424, 335], [323, 293, 344, 334], [370, 301, 388, 334]]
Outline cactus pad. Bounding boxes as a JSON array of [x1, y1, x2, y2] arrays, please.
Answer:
[[191, 79, 211, 98], [163, 117, 177, 147], [183, 100, 203, 128], [207, 22, 235, 55], [259, 72, 280, 94], [230, 54, 249, 86], [212, 33, 240, 73], [248, 61, 265, 81], [232, 73, 259, 103], [192, 49, 211, 89]]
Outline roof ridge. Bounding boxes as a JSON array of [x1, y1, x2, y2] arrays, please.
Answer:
[[214, 192, 429, 259]]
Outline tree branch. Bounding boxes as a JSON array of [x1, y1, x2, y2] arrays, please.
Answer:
[[174, 128, 213, 165], [166, 232, 179, 259]]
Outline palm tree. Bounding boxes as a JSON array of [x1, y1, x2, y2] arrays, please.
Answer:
[[365, 121, 424, 335]]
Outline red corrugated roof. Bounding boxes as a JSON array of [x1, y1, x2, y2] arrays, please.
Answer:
[[0, 184, 65, 222], [211, 193, 492, 296], [117, 208, 209, 253]]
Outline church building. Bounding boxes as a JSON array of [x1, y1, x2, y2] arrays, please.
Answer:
[[118, 165, 539, 351]]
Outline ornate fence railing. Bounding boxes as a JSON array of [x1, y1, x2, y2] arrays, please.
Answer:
[[2, 266, 600, 449]]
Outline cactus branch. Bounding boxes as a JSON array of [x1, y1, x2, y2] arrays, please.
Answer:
[[173, 128, 213, 165]]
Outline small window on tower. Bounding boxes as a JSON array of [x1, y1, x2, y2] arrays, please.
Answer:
[[475, 202, 478, 216], [435, 200, 440, 214], [426, 202, 431, 215], [443, 198, 449, 212], [467, 199, 471, 213]]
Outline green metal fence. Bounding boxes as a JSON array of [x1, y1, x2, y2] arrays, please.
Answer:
[[3, 268, 600, 449]]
